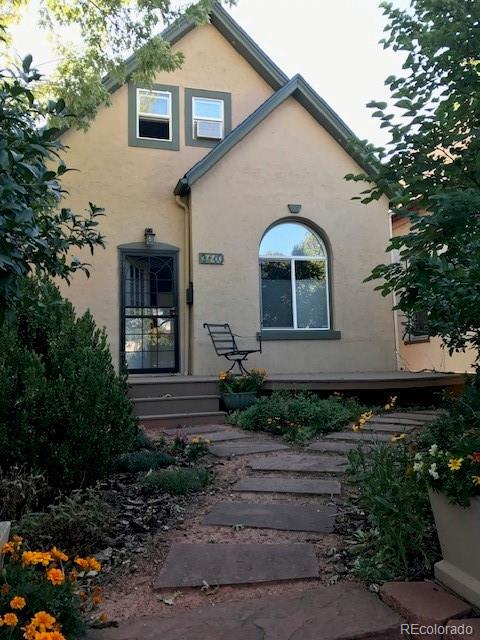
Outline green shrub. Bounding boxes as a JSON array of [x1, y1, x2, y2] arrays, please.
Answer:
[[0, 278, 137, 490], [232, 391, 365, 443], [131, 430, 157, 451], [113, 450, 175, 473], [347, 442, 440, 582], [170, 436, 211, 461], [142, 467, 212, 496], [15, 488, 114, 556], [0, 466, 47, 521]]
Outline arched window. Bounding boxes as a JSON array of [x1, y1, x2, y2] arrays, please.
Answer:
[[259, 221, 330, 330]]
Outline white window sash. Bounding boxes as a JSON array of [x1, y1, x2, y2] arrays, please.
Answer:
[[192, 97, 224, 122], [136, 89, 172, 142], [259, 256, 330, 330]]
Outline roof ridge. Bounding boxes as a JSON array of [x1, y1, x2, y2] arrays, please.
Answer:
[[174, 74, 376, 196]]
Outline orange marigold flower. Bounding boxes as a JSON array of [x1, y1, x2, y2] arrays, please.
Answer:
[[31, 611, 57, 628], [22, 551, 52, 567], [1, 542, 14, 554], [50, 547, 69, 563], [92, 586, 102, 605], [74, 557, 89, 571], [3, 612, 18, 627], [46, 568, 65, 585], [10, 595, 26, 609]]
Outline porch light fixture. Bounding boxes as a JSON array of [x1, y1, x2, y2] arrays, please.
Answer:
[[144, 227, 156, 247], [288, 204, 302, 214]]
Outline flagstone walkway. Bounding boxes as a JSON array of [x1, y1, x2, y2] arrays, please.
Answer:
[[87, 409, 442, 640]]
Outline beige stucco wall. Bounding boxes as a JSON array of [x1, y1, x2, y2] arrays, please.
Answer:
[[190, 96, 397, 375], [57, 23, 274, 371], [392, 216, 475, 373]]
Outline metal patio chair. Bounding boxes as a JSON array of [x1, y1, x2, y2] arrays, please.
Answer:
[[203, 323, 262, 374]]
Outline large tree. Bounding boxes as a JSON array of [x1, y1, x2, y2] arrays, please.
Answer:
[[347, 0, 480, 363], [1, 0, 235, 129]]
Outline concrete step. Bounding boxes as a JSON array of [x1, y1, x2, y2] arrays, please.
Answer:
[[133, 395, 220, 416], [128, 376, 219, 399], [140, 411, 226, 431]]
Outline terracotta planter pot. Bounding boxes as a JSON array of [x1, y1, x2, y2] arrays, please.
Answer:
[[429, 489, 480, 607], [221, 391, 257, 411]]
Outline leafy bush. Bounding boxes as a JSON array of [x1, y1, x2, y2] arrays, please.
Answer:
[[113, 450, 175, 473], [15, 488, 114, 556], [414, 383, 480, 506], [1, 537, 102, 640], [0, 466, 47, 521], [347, 442, 440, 582], [231, 391, 365, 443], [170, 436, 211, 462], [131, 430, 157, 451], [142, 467, 212, 496], [0, 278, 137, 490]]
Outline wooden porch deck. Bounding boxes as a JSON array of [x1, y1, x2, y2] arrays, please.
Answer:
[[129, 370, 467, 392]]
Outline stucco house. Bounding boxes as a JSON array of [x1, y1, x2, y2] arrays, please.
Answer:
[[58, 3, 472, 381]]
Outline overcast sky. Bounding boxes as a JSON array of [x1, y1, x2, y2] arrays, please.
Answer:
[[9, 0, 411, 146]]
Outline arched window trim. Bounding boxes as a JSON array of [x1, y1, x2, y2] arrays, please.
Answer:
[[259, 219, 332, 332]]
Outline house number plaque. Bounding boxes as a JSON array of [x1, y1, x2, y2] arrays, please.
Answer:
[[199, 253, 224, 265]]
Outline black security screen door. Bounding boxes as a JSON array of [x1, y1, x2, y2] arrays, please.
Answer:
[[121, 253, 179, 373]]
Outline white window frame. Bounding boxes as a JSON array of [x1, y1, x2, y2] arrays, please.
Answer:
[[259, 254, 330, 331], [136, 88, 173, 142], [192, 96, 224, 139]]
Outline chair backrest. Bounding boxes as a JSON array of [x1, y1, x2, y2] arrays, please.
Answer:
[[203, 323, 238, 355]]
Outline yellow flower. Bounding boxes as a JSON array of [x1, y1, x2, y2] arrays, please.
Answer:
[[204, 439, 211, 445], [384, 404, 391, 411], [448, 457, 464, 471], [10, 595, 26, 609], [3, 613, 18, 627], [46, 568, 65, 585], [391, 433, 407, 442], [50, 547, 68, 563], [472, 475, 480, 486], [352, 424, 361, 432], [191, 437, 199, 444]]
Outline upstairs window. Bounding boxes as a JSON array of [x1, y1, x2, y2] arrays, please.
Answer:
[[185, 88, 232, 148], [259, 222, 330, 330], [137, 89, 172, 141], [128, 83, 179, 150], [192, 96, 224, 141]]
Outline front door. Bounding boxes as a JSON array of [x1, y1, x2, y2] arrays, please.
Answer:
[[121, 252, 179, 373]]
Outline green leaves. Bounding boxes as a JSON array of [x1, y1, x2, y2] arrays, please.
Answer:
[[346, 0, 480, 363], [0, 61, 106, 315]]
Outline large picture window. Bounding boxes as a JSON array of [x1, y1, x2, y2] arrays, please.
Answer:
[[259, 222, 330, 330]]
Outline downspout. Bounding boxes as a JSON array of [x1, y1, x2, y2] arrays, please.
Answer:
[[175, 194, 193, 375], [389, 210, 402, 371]]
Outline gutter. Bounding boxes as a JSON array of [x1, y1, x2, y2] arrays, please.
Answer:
[[175, 194, 193, 375]]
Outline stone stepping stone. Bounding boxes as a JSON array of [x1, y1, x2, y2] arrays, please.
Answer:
[[154, 542, 319, 589], [249, 454, 347, 474], [308, 440, 371, 454], [325, 431, 392, 443], [161, 424, 226, 438], [232, 476, 341, 495], [203, 501, 337, 533], [386, 411, 440, 420], [361, 421, 417, 433], [85, 582, 404, 640], [371, 415, 427, 425], [209, 441, 290, 458], [185, 431, 251, 443]]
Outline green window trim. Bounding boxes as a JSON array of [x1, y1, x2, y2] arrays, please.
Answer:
[[128, 83, 180, 151], [185, 88, 232, 148], [258, 329, 341, 341]]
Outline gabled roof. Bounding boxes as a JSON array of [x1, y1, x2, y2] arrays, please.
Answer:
[[103, 2, 289, 94], [174, 74, 377, 196]]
